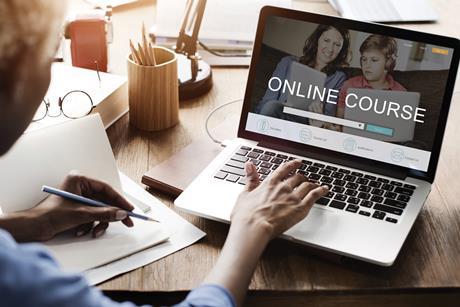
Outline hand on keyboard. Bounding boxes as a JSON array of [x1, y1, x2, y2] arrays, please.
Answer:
[[230, 159, 329, 240]]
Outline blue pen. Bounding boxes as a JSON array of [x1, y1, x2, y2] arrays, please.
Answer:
[[42, 185, 159, 223]]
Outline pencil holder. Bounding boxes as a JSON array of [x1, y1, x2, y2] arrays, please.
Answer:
[[127, 46, 179, 131]]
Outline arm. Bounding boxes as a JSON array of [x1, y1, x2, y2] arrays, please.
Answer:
[[202, 160, 328, 306], [0, 173, 134, 242]]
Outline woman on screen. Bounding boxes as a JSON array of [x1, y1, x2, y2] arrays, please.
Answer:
[[257, 24, 351, 128]]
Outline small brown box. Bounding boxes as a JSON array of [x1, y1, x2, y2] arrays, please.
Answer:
[[127, 46, 179, 131]]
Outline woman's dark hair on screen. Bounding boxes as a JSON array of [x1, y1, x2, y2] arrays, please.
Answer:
[[299, 25, 351, 75]]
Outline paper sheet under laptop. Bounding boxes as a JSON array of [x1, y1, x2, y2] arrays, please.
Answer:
[[0, 115, 205, 280]]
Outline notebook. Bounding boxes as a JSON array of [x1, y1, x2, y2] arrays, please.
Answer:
[[0, 115, 169, 272]]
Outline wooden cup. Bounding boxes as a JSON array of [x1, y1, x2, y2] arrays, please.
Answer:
[[127, 46, 179, 131]]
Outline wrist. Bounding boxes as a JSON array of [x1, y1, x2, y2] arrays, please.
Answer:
[[0, 210, 52, 242], [228, 218, 272, 251]]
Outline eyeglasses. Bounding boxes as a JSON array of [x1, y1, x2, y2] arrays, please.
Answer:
[[33, 90, 95, 122]]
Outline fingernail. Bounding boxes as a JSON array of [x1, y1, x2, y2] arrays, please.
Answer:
[[244, 163, 253, 175], [322, 185, 330, 190], [116, 210, 128, 220], [76, 230, 84, 237], [95, 229, 104, 238]]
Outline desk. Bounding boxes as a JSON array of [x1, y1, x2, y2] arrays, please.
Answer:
[[79, 0, 460, 305]]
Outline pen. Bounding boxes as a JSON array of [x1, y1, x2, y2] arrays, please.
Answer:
[[42, 185, 159, 223]]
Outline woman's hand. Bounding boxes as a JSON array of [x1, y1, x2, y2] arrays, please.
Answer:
[[0, 174, 134, 242], [205, 159, 328, 306], [231, 159, 328, 240]]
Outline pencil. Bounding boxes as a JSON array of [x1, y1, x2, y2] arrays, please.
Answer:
[[129, 39, 142, 65], [149, 42, 157, 66], [137, 42, 148, 66], [42, 185, 159, 223]]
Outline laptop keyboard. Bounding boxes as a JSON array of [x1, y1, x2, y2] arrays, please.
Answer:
[[214, 146, 417, 224]]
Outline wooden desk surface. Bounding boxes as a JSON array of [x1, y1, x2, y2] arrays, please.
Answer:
[[79, 0, 460, 305]]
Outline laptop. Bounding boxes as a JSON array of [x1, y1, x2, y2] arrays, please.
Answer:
[[175, 7, 460, 266], [284, 61, 327, 111], [343, 89, 420, 142], [328, 0, 438, 23]]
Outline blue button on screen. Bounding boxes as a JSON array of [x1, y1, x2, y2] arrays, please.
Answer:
[[365, 124, 393, 137]]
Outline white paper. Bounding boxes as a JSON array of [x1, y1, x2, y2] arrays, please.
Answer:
[[84, 172, 205, 285]]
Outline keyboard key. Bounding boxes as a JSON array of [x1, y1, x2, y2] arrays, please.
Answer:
[[338, 168, 351, 174], [250, 159, 261, 166], [298, 170, 308, 177], [238, 177, 246, 185], [226, 174, 240, 183], [403, 184, 416, 190], [364, 175, 377, 180], [259, 175, 267, 181], [247, 152, 260, 159], [253, 148, 264, 153], [307, 166, 320, 173], [302, 159, 312, 165], [214, 171, 227, 180], [377, 178, 389, 183], [313, 162, 325, 168], [345, 182, 358, 189], [348, 197, 360, 205], [397, 194, 411, 203], [359, 210, 371, 216], [345, 189, 358, 197], [333, 179, 346, 186], [259, 155, 272, 162], [332, 172, 344, 179], [319, 169, 332, 176], [316, 197, 330, 206], [231, 155, 249, 163], [343, 175, 356, 182], [394, 187, 414, 196], [272, 165, 279, 171], [236, 149, 249, 156], [372, 211, 386, 220], [240, 146, 252, 151], [346, 204, 359, 213], [298, 164, 307, 171], [369, 181, 382, 188], [334, 194, 347, 202], [329, 200, 346, 210], [371, 195, 384, 203], [386, 217, 398, 223], [221, 165, 245, 176], [260, 162, 273, 169], [271, 157, 284, 164], [326, 191, 335, 198], [225, 160, 245, 169], [384, 191, 397, 199], [371, 188, 384, 196], [332, 186, 345, 193], [361, 200, 373, 208], [381, 184, 394, 191], [258, 167, 271, 175], [288, 157, 296, 160], [390, 180, 403, 186], [384, 198, 407, 209], [264, 151, 276, 156], [321, 176, 334, 184], [351, 171, 363, 177], [326, 165, 338, 171], [374, 204, 403, 216], [358, 185, 372, 193], [356, 178, 369, 185], [276, 154, 288, 159], [309, 173, 321, 181], [357, 192, 371, 200]]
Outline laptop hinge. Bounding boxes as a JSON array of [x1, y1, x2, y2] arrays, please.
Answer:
[[258, 141, 408, 180]]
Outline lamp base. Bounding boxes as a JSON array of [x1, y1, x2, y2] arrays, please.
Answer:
[[176, 53, 213, 101]]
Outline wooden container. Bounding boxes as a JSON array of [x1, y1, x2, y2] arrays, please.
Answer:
[[127, 46, 179, 131]]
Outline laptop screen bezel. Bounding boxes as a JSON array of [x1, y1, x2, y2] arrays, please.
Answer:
[[237, 6, 460, 183]]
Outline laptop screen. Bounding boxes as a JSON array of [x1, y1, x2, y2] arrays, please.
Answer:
[[244, 14, 456, 172]]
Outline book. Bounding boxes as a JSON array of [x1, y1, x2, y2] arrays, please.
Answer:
[[27, 63, 128, 133]]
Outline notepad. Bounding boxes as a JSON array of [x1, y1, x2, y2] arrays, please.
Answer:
[[0, 115, 169, 272]]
